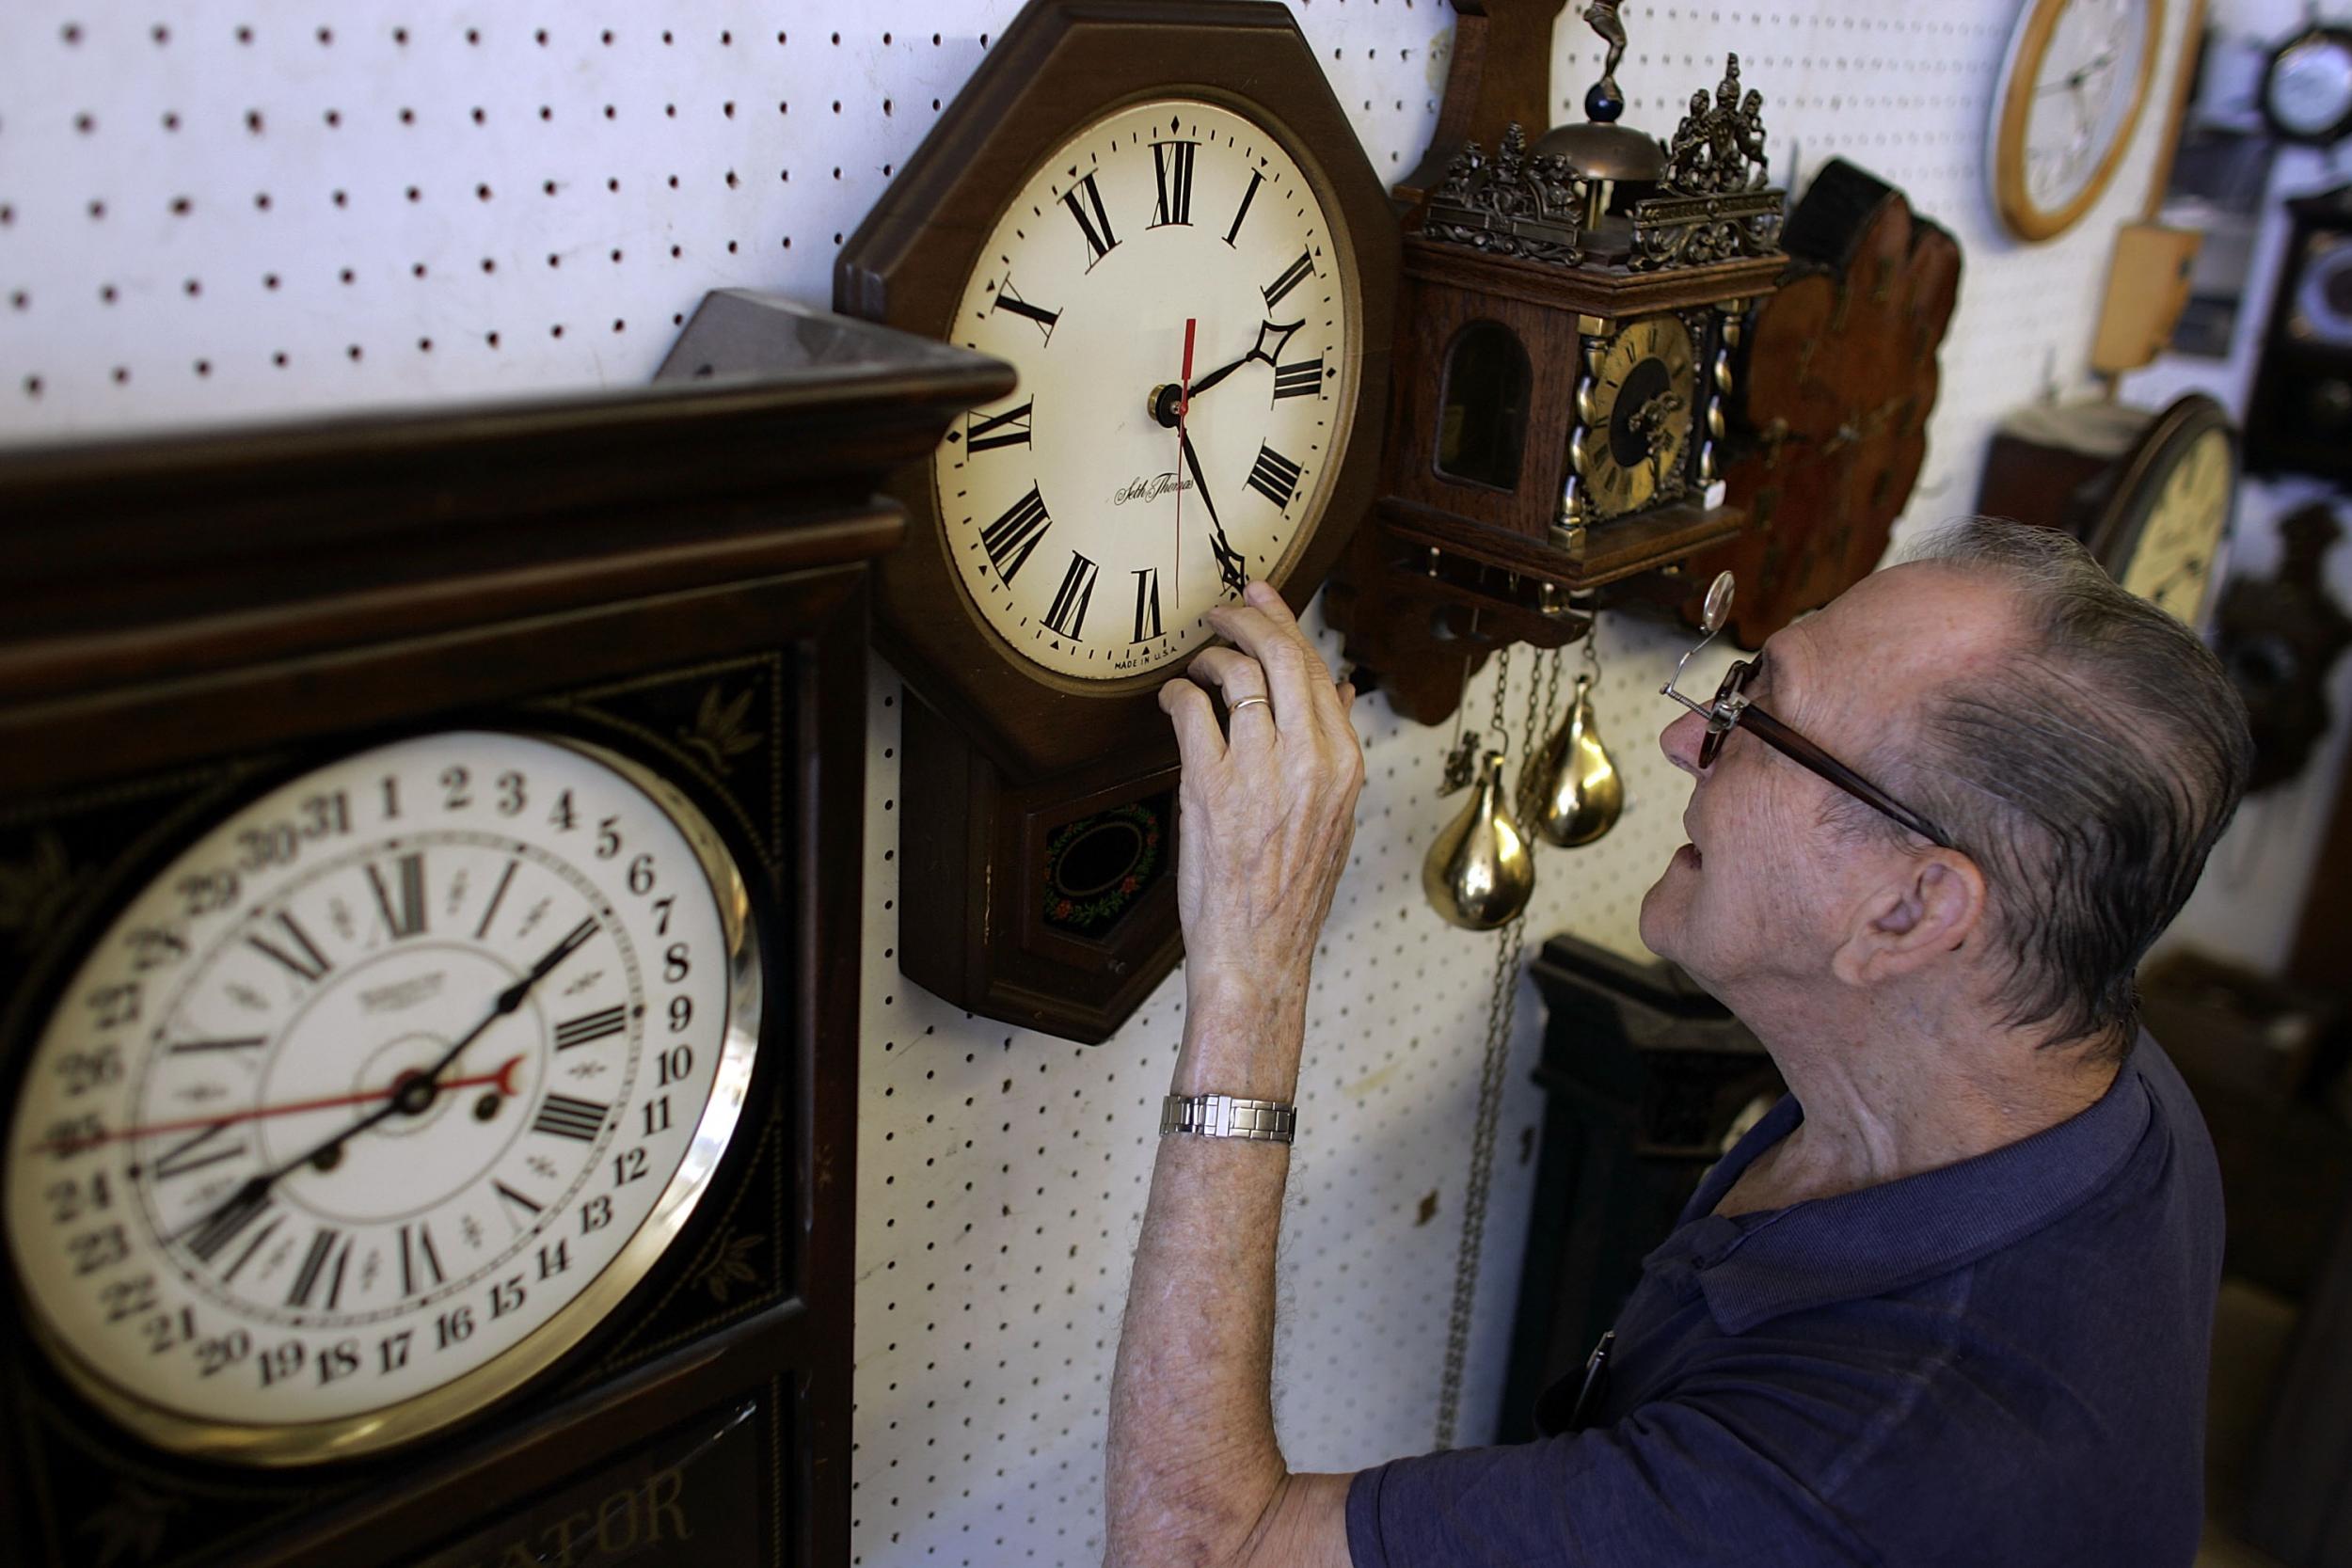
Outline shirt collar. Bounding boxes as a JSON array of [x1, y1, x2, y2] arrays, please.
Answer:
[[1665, 1036, 2157, 1335]]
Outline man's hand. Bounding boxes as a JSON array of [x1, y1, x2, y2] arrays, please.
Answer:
[[1157, 581, 1362, 1085]]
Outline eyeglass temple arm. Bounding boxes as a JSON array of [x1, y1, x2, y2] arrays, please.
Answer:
[[1661, 628, 1726, 710]]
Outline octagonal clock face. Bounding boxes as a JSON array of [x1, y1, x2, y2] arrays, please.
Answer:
[[4, 731, 759, 1465], [935, 97, 1359, 682]]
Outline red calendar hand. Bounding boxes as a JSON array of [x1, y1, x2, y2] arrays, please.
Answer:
[[40, 1054, 527, 1157]]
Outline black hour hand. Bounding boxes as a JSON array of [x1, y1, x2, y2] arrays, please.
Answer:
[[1184, 319, 1304, 403]]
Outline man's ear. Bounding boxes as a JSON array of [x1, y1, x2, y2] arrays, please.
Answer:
[[1830, 852, 1987, 988]]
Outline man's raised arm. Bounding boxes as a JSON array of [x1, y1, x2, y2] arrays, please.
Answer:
[[1103, 581, 1361, 1568]]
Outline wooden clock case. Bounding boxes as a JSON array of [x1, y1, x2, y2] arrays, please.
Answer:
[[1672, 158, 1963, 650], [837, 0, 1399, 1042], [0, 294, 1005, 1567], [2246, 184, 2352, 483]]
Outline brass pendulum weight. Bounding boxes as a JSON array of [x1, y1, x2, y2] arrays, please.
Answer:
[[1423, 647, 1536, 930], [1520, 634, 1625, 848]]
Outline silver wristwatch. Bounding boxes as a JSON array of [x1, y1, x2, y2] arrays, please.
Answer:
[[1159, 1092, 1296, 1144]]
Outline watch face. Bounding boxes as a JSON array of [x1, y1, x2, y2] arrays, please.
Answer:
[[4, 731, 760, 1465], [1574, 313, 1698, 520], [935, 97, 1358, 681], [2269, 34, 2352, 139], [2118, 426, 2234, 625]]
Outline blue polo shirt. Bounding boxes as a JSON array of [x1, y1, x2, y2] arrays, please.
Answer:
[[1347, 1034, 2223, 1567]]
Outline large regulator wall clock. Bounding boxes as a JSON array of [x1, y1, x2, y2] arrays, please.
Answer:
[[838, 0, 1398, 1042], [1990, 0, 2166, 242], [0, 293, 1006, 1567]]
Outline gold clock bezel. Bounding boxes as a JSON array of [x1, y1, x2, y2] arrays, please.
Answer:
[[8, 732, 764, 1467], [1992, 0, 2167, 242]]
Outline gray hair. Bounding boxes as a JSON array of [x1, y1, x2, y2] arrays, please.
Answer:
[[1883, 517, 2252, 1056]]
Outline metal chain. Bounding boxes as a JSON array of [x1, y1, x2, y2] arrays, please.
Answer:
[[1539, 646, 1566, 753], [1486, 643, 1512, 748], [1434, 901, 1530, 1449], [1435, 649, 1544, 1449]]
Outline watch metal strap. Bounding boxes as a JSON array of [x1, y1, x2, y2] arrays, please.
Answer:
[[1159, 1092, 1296, 1144]]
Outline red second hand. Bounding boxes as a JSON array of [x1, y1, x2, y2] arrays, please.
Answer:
[[42, 1053, 529, 1157], [1176, 317, 1196, 610]]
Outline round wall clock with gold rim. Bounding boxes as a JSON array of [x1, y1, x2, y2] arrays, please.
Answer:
[[2088, 391, 2235, 626], [1989, 0, 2166, 242], [3, 729, 760, 1465], [838, 0, 1399, 783]]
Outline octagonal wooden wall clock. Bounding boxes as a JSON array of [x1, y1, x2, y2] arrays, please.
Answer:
[[837, 0, 1399, 1043]]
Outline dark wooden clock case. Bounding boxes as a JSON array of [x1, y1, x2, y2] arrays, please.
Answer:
[[2246, 184, 2352, 482], [1675, 159, 1962, 650], [0, 293, 1006, 1567], [836, 0, 1399, 1043]]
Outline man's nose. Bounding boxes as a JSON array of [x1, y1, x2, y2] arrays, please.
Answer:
[[1661, 707, 1709, 778]]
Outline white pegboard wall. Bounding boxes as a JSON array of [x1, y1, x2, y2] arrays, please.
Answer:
[[0, 3, 2204, 1565]]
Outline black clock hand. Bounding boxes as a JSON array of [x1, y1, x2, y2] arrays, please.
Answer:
[[1178, 429, 1250, 598], [173, 915, 601, 1250], [1157, 320, 1305, 421]]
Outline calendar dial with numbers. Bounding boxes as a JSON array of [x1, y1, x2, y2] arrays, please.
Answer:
[[2, 730, 760, 1465], [939, 96, 1358, 681]]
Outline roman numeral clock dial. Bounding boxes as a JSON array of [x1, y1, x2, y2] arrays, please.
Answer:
[[2, 731, 760, 1463], [938, 100, 1358, 681]]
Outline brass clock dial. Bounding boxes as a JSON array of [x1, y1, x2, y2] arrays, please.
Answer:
[[4, 730, 759, 1465], [939, 98, 1357, 682], [1574, 313, 1698, 520]]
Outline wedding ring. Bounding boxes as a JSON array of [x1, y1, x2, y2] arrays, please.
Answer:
[[1229, 696, 1272, 716]]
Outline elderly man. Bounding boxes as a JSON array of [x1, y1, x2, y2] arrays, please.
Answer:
[[1104, 517, 2251, 1568]]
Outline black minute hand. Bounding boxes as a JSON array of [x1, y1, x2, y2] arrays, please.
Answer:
[[172, 915, 602, 1250], [1179, 430, 1250, 598]]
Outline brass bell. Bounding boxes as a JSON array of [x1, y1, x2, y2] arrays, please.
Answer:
[[1521, 673, 1624, 847], [1422, 748, 1536, 929]]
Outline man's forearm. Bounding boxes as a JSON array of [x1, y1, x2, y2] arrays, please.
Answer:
[[1104, 989, 1306, 1567]]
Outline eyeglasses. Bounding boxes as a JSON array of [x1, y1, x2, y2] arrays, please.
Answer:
[[1661, 641, 1960, 852]]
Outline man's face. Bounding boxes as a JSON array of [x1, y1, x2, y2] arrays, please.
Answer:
[[1637, 563, 2017, 995]]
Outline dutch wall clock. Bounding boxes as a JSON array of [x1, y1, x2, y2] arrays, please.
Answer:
[[838, 0, 1397, 1042], [1990, 0, 2166, 241]]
